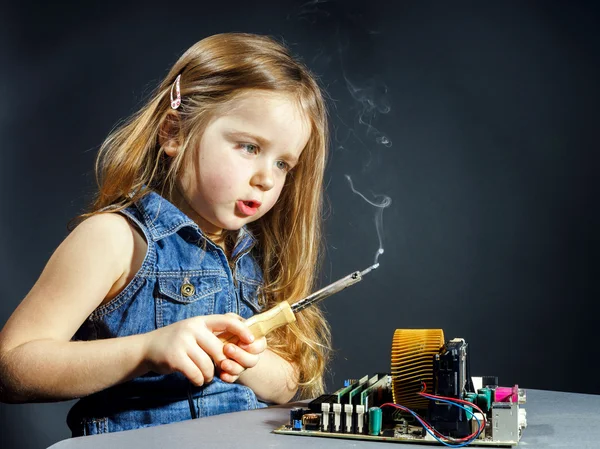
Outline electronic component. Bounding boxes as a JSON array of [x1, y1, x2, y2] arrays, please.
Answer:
[[274, 328, 527, 446], [391, 329, 445, 409], [491, 403, 519, 442], [302, 413, 321, 431], [332, 403, 342, 432], [355, 404, 365, 434], [361, 375, 391, 411], [368, 407, 382, 435], [429, 337, 475, 438], [321, 402, 331, 431], [289, 407, 304, 431]]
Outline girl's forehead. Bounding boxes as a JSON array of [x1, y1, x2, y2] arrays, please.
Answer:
[[224, 90, 306, 121], [212, 91, 312, 151]]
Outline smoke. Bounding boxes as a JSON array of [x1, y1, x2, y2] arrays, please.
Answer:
[[345, 175, 392, 265], [292, 1, 394, 269], [343, 75, 392, 148]]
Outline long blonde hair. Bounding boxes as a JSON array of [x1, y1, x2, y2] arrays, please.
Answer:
[[74, 33, 331, 397]]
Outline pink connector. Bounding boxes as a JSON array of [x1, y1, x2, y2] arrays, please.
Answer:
[[495, 385, 519, 402]]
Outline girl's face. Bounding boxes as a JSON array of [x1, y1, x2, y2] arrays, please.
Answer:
[[174, 91, 311, 238]]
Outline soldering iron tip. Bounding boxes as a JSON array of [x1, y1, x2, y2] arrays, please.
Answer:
[[360, 263, 380, 276]]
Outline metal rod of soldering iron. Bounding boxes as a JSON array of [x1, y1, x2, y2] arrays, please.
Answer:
[[293, 271, 360, 312], [219, 263, 379, 343], [291, 262, 379, 312]]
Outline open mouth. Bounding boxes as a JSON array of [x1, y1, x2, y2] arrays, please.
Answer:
[[243, 200, 260, 208], [237, 200, 261, 216]]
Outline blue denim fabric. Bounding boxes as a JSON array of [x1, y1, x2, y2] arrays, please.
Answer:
[[67, 191, 268, 436]]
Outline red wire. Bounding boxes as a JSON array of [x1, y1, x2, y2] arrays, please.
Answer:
[[380, 401, 483, 444], [420, 381, 487, 423], [381, 381, 488, 444], [418, 381, 487, 441], [379, 402, 450, 441]]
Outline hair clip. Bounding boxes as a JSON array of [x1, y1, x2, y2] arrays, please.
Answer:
[[170, 74, 182, 109]]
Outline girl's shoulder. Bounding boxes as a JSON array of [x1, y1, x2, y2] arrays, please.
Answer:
[[0, 213, 147, 351], [75, 211, 136, 239], [73, 212, 142, 264], [77, 212, 148, 306]]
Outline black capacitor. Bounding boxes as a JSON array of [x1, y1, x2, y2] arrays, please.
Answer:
[[290, 407, 305, 430]]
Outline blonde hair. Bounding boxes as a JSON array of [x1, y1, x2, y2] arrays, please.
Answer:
[[73, 33, 331, 398]]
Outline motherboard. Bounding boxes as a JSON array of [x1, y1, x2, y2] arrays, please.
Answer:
[[274, 329, 527, 447]]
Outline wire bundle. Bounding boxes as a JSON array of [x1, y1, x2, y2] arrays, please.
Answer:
[[380, 382, 487, 448]]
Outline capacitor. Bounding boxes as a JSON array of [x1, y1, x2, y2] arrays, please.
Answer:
[[477, 388, 492, 412], [368, 407, 382, 436], [290, 407, 305, 430], [464, 392, 478, 415], [465, 392, 477, 404]]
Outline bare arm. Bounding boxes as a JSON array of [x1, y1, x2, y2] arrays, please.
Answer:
[[0, 213, 147, 402], [219, 336, 298, 404], [0, 335, 150, 403], [0, 214, 255, 403], [237, 348, 298, 404]]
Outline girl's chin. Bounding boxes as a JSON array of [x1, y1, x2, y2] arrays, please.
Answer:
[[205, 207, 261, 232], [211, 217, 252, 232]]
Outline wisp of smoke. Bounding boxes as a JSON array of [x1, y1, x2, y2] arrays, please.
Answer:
[[345, 174, 392, 265]]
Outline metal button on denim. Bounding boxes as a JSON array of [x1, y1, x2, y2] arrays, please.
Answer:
[[181, 283, 195, 297]]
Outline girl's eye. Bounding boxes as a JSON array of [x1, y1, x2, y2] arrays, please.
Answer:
[[276, 160, 290, 172], [240, 143, 259, 154]]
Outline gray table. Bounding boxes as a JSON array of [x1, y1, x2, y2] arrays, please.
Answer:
[[47, 390, 600, 449]]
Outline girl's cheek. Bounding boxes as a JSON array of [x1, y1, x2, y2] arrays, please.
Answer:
[[263, 198, 278, 215]]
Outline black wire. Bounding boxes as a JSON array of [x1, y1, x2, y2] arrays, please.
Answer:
[[187, 381, 198, 419]]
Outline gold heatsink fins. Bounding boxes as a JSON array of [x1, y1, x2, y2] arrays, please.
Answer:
[[390, 329, 445, 409]]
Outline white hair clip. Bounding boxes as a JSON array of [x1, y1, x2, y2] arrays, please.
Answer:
[[170, 74, 182, 109]]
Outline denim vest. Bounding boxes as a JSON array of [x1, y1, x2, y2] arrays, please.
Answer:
[[67, 191, 268, 436]]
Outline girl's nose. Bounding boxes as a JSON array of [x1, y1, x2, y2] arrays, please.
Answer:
[[251, 167, 274, 191]]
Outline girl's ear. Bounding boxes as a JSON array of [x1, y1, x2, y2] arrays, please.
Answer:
[[159, 111, 181, 157]]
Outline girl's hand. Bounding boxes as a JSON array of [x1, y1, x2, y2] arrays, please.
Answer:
[[143, 315, 255, 386], [219, 336, 268, 383], [217, 312, 267, 383]]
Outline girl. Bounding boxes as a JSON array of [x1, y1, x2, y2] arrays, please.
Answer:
[[0, 33, 331, 436]]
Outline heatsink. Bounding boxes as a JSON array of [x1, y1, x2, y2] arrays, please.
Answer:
[[390, 328, 445, 409]]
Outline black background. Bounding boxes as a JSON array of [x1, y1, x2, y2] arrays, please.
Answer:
[[1, 1, 598, 448]]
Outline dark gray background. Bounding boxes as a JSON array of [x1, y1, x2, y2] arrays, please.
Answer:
[[1, 1, 598, 448]]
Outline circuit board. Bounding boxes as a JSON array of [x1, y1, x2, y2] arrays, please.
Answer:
[[274, 330, 527, 447]]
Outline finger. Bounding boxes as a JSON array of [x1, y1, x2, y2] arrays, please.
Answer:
[[187, 345, 215, 383], [202, 315, 255, 344], [220, 371, 239, 384], [225, 312, 244, 321], [238, 337, 267, 355], [220, 358, 246, 376], [194, 328, 229, 365], [177, 355, 205, 386], [223, 343, 260, 369]]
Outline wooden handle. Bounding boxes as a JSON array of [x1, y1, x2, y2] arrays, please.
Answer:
[[219, 301, 296, 345]]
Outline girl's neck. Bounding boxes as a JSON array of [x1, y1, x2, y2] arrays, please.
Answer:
[[166, 185, 229, 255]]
